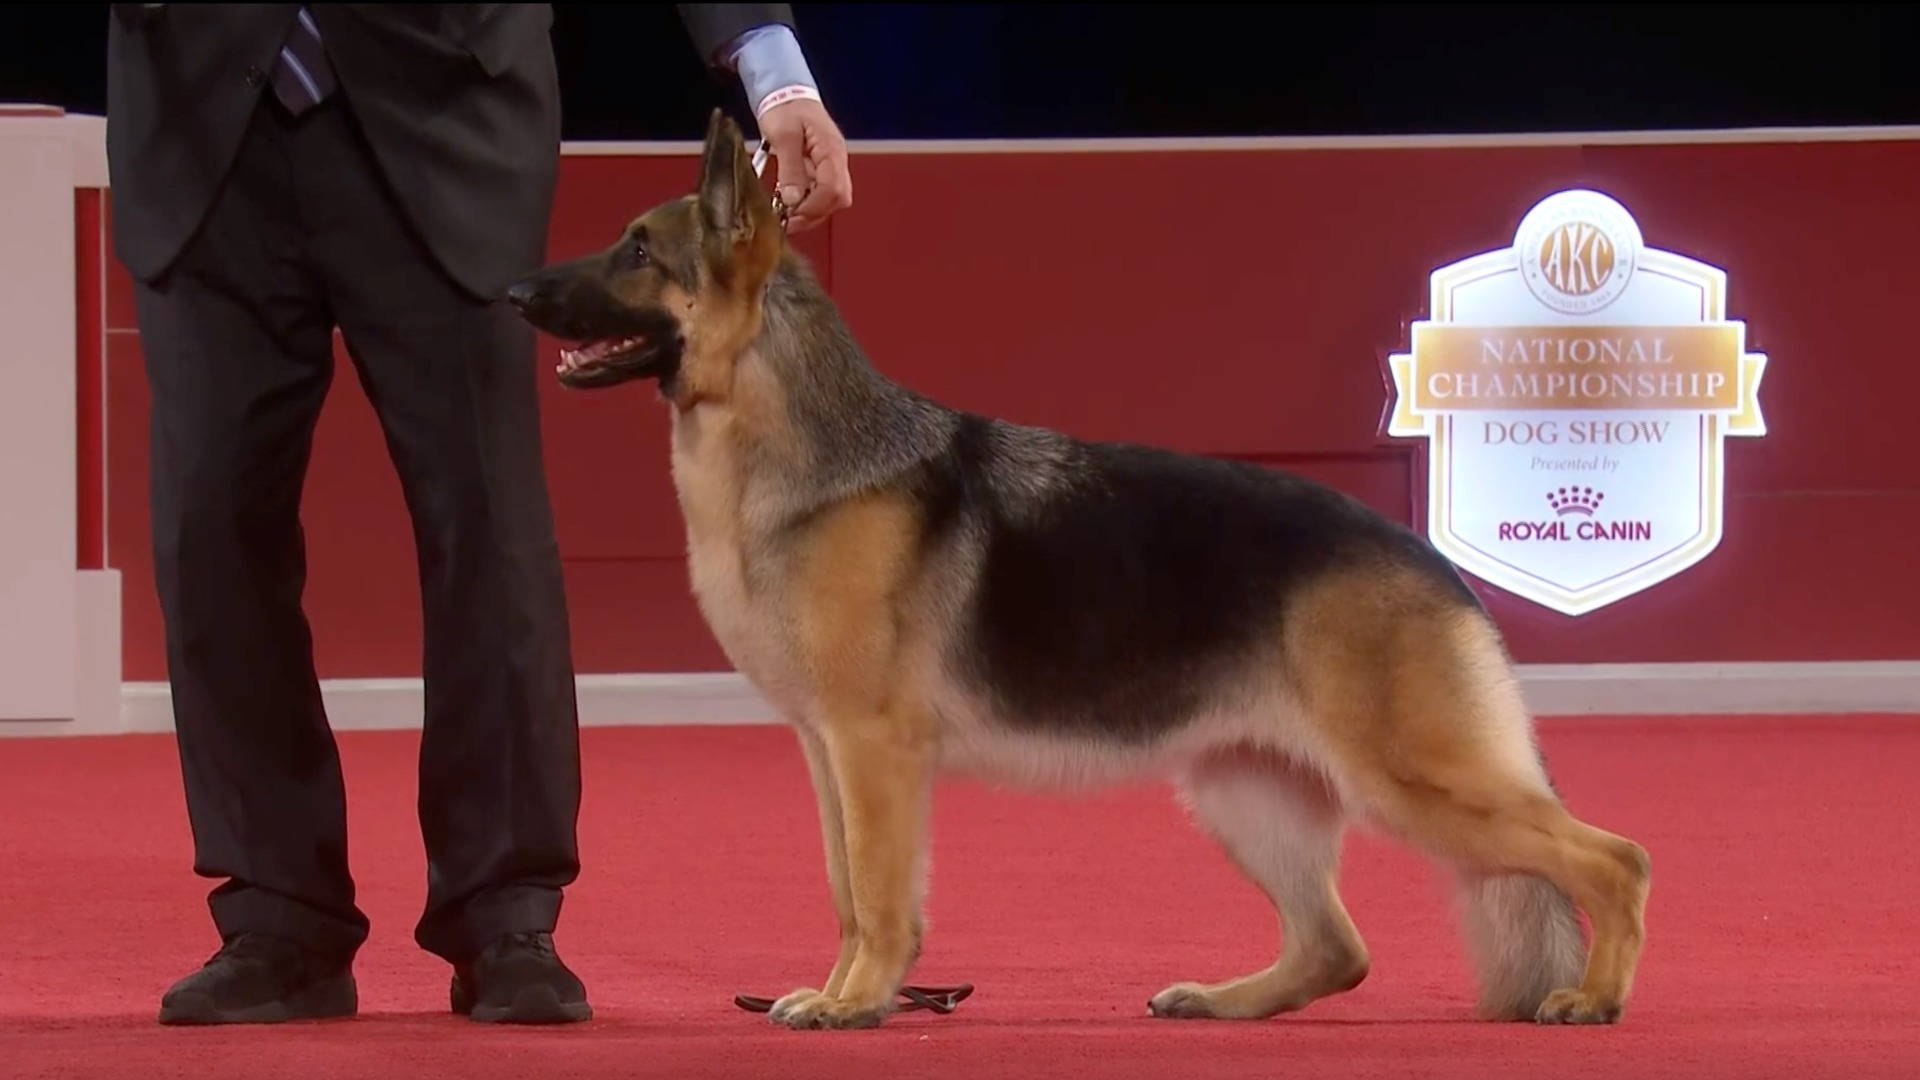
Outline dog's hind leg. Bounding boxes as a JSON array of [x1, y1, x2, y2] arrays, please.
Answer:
[[1307, 602, 1650, 1025], [1150, 749, 1370, 1020], [1360, 761, 1647, 1024]]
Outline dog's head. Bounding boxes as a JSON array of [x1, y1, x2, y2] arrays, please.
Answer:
[[507, 109, 786, 400]]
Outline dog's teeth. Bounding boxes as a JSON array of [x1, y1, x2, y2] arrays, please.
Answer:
[[555, 337, 642, 377]]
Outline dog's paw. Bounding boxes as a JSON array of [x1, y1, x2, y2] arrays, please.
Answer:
[[766, 988, 831, 1026], [1533, 988, 1623, 1026], [767, 987, 891, 1031], [1148, 982, 1225, 1020]]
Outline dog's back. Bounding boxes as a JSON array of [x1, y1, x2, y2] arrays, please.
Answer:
[[895, 412, 1477, 779]]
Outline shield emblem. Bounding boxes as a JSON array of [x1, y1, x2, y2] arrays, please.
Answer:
[[1385, 189, 1769, 617]]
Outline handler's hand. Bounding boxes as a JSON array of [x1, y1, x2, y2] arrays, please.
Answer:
[[760, 98, 852, 234]]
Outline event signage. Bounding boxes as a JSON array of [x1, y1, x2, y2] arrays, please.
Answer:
[[1384, 189, 1768, 616]]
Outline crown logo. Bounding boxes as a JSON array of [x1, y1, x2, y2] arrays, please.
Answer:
[[1546, 487, 1604, 517]]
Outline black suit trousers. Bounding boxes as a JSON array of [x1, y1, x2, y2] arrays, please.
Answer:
[[132, 92, 582, 965]]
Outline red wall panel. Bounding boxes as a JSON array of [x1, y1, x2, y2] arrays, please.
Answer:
[[1572, 141, 1920, 494], [827, 147, 1590, 454], [96, 139, 1920, 682], [75, 190, 107, 571]]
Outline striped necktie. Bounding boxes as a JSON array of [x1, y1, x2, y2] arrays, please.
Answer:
[[270, 6, 338, 116]]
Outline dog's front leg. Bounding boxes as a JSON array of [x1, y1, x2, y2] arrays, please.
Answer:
[[767, 719, 932, 1030], [794, 725, 859, 996]]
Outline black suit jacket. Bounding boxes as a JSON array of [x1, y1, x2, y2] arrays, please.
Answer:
[[105, 3, 796, 300]]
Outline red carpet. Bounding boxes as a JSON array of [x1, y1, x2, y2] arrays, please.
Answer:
[[3, 716, 1915, 1079]]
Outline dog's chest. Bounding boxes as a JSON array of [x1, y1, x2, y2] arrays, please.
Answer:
[[669, 418, 808, 709]]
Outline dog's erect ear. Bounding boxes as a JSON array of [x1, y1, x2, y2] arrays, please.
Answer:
[[696, 107, 777, 263]]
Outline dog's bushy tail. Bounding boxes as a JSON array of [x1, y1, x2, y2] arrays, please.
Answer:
[[1455, 872, 1586, 1020]]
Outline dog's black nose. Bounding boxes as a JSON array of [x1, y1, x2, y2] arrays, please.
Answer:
[[504, 280, 539, 312]]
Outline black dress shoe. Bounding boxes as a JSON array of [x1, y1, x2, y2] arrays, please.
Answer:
[[157, 933, 357, 1026], [450, 931, 592, 1024]]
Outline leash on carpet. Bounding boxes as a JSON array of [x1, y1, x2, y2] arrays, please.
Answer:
[[733, 985, 976, 1017]]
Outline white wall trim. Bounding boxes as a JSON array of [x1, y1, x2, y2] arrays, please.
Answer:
[[108, 673, 779, 736], [64, 113, 107, 189], [1513, 662, 1920, 718], [16, 662, 1906, 740], [560, 124, 1920, 158]]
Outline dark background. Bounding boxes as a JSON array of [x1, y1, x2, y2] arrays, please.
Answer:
[[4, 3, 1916, 141]]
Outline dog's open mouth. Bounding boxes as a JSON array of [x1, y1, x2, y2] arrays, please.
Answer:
[[557, 335, 645, 376], [554, 335, 663, 390]]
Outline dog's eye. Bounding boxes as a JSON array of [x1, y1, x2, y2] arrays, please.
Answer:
[[624, 242, 650, 271]]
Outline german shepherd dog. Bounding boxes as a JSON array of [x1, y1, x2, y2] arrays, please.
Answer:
[[506, 111, 1651, 1032]]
